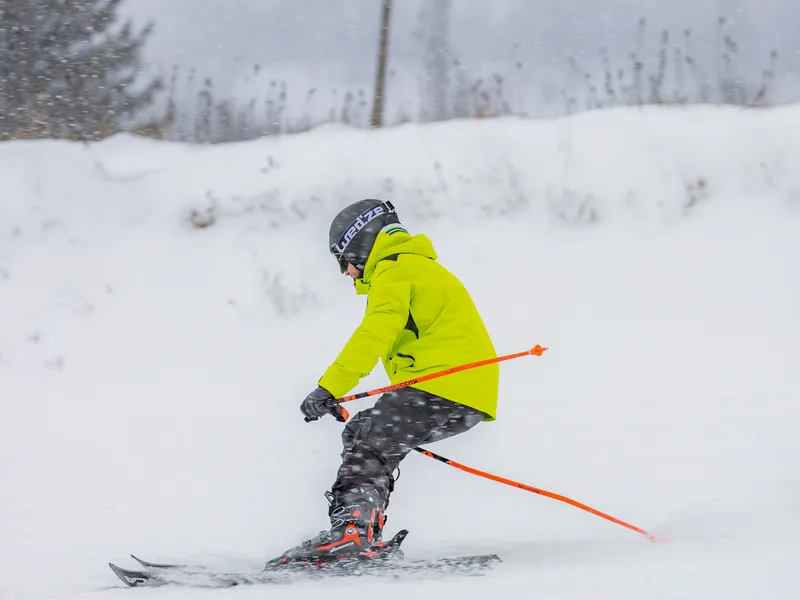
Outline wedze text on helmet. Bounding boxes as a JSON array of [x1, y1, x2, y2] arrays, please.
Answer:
[[332, 205, 385, 256]]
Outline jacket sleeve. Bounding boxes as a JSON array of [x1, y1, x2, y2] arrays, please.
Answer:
[[318, 278, 411, 398]]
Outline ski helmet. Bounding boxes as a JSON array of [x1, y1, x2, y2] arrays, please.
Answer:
[[329, 199, 399, 274]]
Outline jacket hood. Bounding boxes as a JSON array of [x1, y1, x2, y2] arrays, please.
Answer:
[[353, 227, 437, 295]]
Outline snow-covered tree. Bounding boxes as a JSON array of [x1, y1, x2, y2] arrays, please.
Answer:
[[0, 0, 160, 141]]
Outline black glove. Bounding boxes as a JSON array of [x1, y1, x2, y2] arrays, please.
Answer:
[[300, 386, 346, 423]]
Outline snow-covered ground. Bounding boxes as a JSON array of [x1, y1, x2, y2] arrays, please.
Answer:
[[1, 106, 799, 599]]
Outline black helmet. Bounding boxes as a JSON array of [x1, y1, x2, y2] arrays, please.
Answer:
[[329, 199, 399, 274]]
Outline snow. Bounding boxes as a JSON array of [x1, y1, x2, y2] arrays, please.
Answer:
[[1, 105, 799, 599]]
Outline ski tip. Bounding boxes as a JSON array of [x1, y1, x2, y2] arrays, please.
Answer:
[[109, 563, 152, 587], [130, 554, 150, 567], [130, 554, 149, 569], [109, 563, 132, 587], [130, 553, 186, 569]]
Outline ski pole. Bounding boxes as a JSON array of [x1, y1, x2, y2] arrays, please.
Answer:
[[414, 447, 657, 542], [311, 345, 547, 422]]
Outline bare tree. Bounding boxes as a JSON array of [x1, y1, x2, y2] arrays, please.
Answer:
[[371, 0, 392, 128]]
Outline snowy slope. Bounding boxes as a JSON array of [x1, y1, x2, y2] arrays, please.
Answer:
[[1, 106, 799, 600]]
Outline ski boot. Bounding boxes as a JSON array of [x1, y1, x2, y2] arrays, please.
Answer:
[[265, 486, 404, 570]]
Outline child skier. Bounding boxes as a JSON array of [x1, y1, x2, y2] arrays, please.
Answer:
[[271, 199, 499, 565]]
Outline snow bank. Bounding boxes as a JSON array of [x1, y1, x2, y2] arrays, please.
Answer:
[[1, 106, 799, 600], [2, 104, 799, 234]]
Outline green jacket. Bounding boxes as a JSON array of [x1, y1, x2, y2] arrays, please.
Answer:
[[318, 227, 499, 420]]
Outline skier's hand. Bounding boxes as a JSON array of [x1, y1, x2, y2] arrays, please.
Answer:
[[300, 386, 346, 423]]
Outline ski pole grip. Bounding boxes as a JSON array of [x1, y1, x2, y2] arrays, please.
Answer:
[[326, 397, 348, 422], [303, 400, 349, 423], [332, 404, 349, 422]]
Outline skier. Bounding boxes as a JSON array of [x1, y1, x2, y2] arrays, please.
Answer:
[[270, 199, 499, 566]]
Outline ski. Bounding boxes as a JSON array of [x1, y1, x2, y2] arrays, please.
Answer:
[[110, 554, 501, 588], [126, 529, 410, 574], [110, 530, 500, 588]]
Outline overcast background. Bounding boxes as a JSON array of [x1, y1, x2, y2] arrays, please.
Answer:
[[119, 0, 800, 124]]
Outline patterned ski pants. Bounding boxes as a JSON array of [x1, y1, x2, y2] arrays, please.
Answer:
[[329, 387, 486, 510]]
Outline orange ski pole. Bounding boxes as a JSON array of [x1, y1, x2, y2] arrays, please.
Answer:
[[414, 448, 657, 541], [317, 345, 547, 422]]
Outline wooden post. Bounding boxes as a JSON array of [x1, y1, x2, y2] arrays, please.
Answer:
[[371, 0, 393, 128]]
